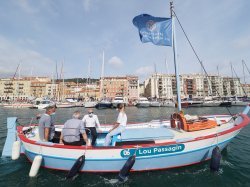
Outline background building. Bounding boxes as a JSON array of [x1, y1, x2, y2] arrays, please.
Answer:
[[99, 75, 139, 101], [143, 73, 246, 99]]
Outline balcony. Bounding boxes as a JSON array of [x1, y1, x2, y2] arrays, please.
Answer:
[[4, 91, 13, 93], [4, 87, 14, 90], [4, 83, 13, 86]]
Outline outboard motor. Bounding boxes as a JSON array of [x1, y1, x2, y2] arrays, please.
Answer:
[[66, 155, 85, 179], [118, 155, 136, 182], [210, 146, 221, 172]]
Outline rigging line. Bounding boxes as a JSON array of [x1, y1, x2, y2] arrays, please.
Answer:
[[172, 10, 233, 116], [243, 60, 250, 75], [231, 64, 247, 97]]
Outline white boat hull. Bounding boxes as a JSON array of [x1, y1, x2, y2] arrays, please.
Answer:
[[7, 107, 248, 172]]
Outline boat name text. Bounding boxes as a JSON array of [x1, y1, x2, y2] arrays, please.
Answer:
[[120, 144, 185, 158]]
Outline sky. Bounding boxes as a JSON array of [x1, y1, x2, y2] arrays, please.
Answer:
[[0, 0, 250, 83]]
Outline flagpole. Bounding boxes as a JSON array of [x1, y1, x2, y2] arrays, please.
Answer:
[[170, 1, 182, 112]]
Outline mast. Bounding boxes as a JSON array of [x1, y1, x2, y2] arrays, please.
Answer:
[[100, 50, 105, 99], [154, 63, 157, 99], [242, 60, 246, 85], [217, 65, 219, 76], [170, 2, 182, 112], [230, 62, 234, 97], [88, 58, 91, 85]]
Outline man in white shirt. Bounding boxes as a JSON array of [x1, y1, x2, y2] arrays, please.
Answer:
[[104, 103, 127, 146], [82, 109, 101, 146]]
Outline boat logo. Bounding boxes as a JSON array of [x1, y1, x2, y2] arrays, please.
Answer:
[[120, 144, 185, 158], [123, 149, 131, 156], [146, 20, 156, 31]]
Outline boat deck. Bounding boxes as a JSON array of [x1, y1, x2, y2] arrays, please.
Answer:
[[24, 114, 236, 147]]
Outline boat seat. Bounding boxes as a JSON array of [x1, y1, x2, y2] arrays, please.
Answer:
[[110, 128, 174, 146], [120, 128, 174, 142]]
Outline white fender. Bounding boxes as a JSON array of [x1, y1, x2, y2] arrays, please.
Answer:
[[11, 141, 21, 160], [29, 155, 43, 177]]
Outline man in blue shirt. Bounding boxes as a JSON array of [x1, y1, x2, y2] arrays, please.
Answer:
[[60, 111, 89, 146]]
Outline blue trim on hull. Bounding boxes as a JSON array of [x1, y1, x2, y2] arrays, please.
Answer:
[[24, 137, 233, 171]]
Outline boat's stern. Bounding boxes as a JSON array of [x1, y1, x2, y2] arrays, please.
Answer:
[[242, 103, 250, 115], [1, 117, 20, 157]]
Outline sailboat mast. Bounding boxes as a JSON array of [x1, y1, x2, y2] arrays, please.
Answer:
[[242, 60, 246, 85], [100, 51, 105, 99], [88, 58, 91, 85], [170, 2, 182, 112], [154, 63, 157, 98]]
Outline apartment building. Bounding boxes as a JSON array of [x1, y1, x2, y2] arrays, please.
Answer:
[[100, 76, 139, 101], [143, 73, 247, 99], [0, 78, 32, 101], [145, 73, 174, 99], [241, 84, 250, 97]]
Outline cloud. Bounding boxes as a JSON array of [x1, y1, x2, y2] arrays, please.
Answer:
[[0, 35, 54, 78], [82, 0, 91, 12], [108, 56, 123, 68], [232, 35, 250, 49], [135, 66, 154, 75], [16, 0, 37, 14]]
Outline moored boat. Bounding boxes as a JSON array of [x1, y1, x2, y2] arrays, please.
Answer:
[[84, 101, 98, 108], [30, 99, 55, 109], [112, 96, 127, 108], [149, 100, 161, 107], [2, 102, 33, 108], [95, 99, 112, 109], [135, 97, 150, 108], [55, 102, 76, 108], [161, 100, 175, 107]]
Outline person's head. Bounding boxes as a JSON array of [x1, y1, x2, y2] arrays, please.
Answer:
[[117, 103, 125, 111], [88, 108, 93, 117], [45, 106, 54, 115], [51, 104, 57, 113], [72, 111, 81, 119]]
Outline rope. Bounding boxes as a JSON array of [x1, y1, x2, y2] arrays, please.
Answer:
[[231, 64, 248, 97], [172, 10, 233, 117]]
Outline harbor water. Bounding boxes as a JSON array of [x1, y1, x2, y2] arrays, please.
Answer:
[[0, 106, 250, 187]]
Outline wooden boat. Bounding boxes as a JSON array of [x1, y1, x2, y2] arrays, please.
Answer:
[[2, 104, 250, 173]]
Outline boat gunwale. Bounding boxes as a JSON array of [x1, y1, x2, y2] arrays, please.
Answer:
[[17, 114, 250, 150]]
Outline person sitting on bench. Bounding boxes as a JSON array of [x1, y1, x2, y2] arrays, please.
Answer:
[[104, 103, 127, 146], [60, 111, 89, 146]]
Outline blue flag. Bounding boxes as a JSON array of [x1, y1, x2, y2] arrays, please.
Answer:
[[132, 14, 172, 46]]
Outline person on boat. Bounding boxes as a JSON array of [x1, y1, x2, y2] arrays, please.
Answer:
[[104, 103, 127, 146], [82, 108, 101, 146], [38, 105, 56, 142], [60, 111, 89, 146], [50, 104, 61, 143]]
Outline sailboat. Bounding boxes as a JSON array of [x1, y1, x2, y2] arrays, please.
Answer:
[[84, 59, 98, 108], [2, 2, 250, 175], [95, 51, 112, 109]]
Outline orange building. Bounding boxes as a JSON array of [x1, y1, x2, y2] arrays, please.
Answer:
[[100, 76, 139, 100]]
